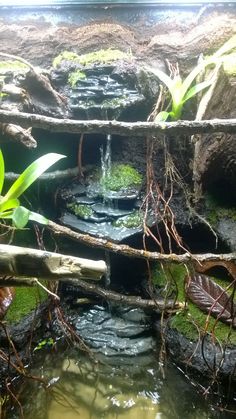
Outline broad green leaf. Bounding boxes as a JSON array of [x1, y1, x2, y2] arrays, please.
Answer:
[[0, 198, 19, 213], [155, 111, 170, 122], [183, 79, 214, 103], [4, 153, 65, 202], [0, 148, 4, 195], [12, 206, 30, 228], [28, 211, 48, 225], [146, 66, 174, 91]]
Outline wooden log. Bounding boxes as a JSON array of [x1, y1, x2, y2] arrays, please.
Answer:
[[0, 244, 106, 281], [0, 123, 37, 148], [0, 110, 236, 137], [48, 220, 236, 268]]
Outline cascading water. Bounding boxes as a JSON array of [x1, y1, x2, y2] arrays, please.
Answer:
[[59, 60, 147, 242]]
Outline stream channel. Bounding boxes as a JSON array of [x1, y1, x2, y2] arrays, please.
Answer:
[[8, 332, 226, 419]]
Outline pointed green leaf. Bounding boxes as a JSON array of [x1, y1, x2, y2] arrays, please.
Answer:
[[4, 153, 65, 202], [146, 66, 174, 91], [155, 111, 170, 122], [181, 56, 218, 99], [12, 206, 30, 228], [28, 211, 48, 225], [0, 148, 5, 195], [213, 35, 236, 58], [183, 79, 213, 103], [0, 198, 20, 213]]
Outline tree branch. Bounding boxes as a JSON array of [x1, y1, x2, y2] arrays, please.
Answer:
[[0, 110, 235, 137], [48, 220, 236, 268], [71, 277, 182, 311]]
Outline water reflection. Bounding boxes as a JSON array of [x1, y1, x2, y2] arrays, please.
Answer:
[[10, 346, 217, 419]]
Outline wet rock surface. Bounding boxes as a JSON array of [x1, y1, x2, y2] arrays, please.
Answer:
[[51, 60, 157, 120], [69, 305, 155, 360], [157, 322, 236, 381]]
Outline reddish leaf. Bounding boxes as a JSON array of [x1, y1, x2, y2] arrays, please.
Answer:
[[0, 287, 15, 319], [186, 273, 236, 327]]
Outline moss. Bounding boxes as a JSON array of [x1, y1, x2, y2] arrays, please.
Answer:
[[101, 164, 142, 192], [68, 70, 86, 88], [152, 262, 236, 344], [5, 286, 47, 324], [53, 48, 130, 68], [52, 51, 80, 68], [67, 202, 93, 219], [113, 211, 142, 228], [0, 60, 28, 72], [205, 194, 236, 227]]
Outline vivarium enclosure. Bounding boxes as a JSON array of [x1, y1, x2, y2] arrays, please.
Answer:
[[0, 0, 236, 418]]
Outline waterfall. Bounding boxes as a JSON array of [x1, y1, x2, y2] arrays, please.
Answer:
[[100, 133, 112, 182]]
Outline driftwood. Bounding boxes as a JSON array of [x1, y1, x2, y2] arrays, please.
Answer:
[[0, 123, 37, 148], [48, 220, 236, 270], [0, 52, 67, 113], [0, 244, 106, 281], [5, 166, 79, 182], [0, 110, 235, 137]]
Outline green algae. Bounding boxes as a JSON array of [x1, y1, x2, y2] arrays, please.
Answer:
[[53, 48, 130, 68], [152, 262, 236, 344], [5, 286, 47, 324]]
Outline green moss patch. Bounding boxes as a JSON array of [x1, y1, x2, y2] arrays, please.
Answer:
[[53, 48, 130, 68], [113, 211, 142, 228], [67, 203, 93, 219], [5, 286, 47, 324], [68, 70, 86, 88], [205, 194, 236, 227], [0, 60, 28, 72], [152, 262, 236, 344], [101, 164, 142, 192]]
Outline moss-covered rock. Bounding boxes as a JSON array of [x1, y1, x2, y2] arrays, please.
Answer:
[[53, 48, 131, 68], [5, 286, 47, 324], [0, 60, 28, 72], [101, 164, 142, 192], [152, 262, 236, 344], [206, 194, 236, 227], [68, 70, 86, 88], [67, 202, 93, 219], [113, 211, 142, 228]]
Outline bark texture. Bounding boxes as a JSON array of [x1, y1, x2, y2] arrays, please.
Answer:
[[0, 244, 106, 281]]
